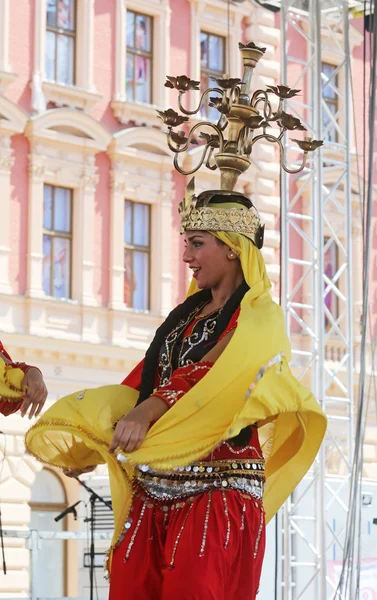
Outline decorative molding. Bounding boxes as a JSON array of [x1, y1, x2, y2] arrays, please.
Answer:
[[28, 159, 46, 180], [42, 81, 102, 112], [0, 95, 28, 133], [0, 70, 17, 93], [0, 135, 14, 173], [0, 296, 161, 356], [111, 100, 162, 128]]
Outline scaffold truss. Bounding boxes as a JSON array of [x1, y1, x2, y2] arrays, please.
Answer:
[[279, 0, 354, 598]]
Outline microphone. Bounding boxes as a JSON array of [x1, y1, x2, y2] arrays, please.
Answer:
[[54, 500, 81, 522]]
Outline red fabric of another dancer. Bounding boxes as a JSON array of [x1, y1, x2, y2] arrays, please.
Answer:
[[0, 341, 23, 416]]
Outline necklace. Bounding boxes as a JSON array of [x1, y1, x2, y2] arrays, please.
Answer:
[[194, 302, 223, 319]]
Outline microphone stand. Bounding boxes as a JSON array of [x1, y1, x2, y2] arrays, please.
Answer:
[[0, 501, 6, 574], [74, 476, 112, 600], [0, 432, 6, 574], [54, 500, 81, 522]]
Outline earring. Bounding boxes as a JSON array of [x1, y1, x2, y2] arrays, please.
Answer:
[[229, 252, 235, 258]]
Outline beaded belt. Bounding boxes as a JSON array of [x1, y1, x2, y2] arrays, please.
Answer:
[[134, 458, 265, 502]]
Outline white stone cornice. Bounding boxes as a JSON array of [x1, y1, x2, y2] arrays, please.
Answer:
[[41, 81, 102, 112]]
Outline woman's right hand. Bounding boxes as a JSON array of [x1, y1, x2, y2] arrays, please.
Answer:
[[63, 465, 97, 478]]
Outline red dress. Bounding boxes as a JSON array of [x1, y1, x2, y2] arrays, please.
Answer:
[[0, 342, 23, 416], [109, 307, 266, 600]]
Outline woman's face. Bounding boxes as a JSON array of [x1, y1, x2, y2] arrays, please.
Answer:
[[183, 231, 238, 290]]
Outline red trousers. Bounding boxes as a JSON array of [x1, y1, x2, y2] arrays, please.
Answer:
[[109, 490, 265, 600]]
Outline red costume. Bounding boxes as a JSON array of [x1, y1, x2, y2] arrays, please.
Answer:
[[0, 342, 23, 416], [109, 304, 266, 600]]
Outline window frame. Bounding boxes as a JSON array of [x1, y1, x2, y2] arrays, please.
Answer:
[[200, 30, 226, 119], [42, 184, 73, 300], [322, 61, 339, 144], [123, 199, 151, 311], [45, 0, 77, 86], [33, 0, 101, 112], [112, 0, 170, 127], [126, 10, 153, 105], [188, 0, 245, 113]]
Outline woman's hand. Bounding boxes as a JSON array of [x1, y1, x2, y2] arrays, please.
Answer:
[[63, 465, 97, 478], [20, 368, 48, 419], [109, 396, 168, 454]]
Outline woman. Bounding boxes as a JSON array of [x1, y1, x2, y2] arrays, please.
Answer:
[[0, 342, 48, 418], [25, 187, 327, 600]]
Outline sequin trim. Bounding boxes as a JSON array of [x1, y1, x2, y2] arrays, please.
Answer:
[[240, 502, 246, 530], [199, 491, 212, 557], [245, 352, 285, 400], [135, 458, 265, 502], [169, 498, 194, 568], [253, 505, 264, 559], [221, 491, 231, 549], [124, 500, 147, 562], [222, 441, 264, 458]]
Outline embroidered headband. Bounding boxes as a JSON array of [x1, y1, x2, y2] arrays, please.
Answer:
[[178, 178, 265, 249]]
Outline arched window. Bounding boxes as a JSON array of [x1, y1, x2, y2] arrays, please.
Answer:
[[29, 469, 67, 598]]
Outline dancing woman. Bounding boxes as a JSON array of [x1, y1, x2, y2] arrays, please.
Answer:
[[25, 186, 326, 600]]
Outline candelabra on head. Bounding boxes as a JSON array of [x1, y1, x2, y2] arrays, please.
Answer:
[[157, 41, 323, 191]]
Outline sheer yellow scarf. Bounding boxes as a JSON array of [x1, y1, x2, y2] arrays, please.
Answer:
[[25, 233, 327, 571]]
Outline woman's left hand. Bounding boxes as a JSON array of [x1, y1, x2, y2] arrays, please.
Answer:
[[109, 404, 150, 454], [20, 368, 48, 419], [109, 396, 167, 454]]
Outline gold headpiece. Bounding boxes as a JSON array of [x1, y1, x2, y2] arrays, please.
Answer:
[[179, 178, 265, 249], [160, 41, 322, 249]]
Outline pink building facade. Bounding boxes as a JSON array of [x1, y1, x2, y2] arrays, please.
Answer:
[[0, 1, 375, 598]]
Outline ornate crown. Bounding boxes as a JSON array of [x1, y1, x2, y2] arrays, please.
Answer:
[[179, 179, 265, 249]]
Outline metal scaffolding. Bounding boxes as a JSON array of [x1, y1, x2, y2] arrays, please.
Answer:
[[279, 1, 355, 598]]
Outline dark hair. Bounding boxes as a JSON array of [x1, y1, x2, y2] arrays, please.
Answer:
[[136, 280, 249, 405], [197, 190, 253, 210]]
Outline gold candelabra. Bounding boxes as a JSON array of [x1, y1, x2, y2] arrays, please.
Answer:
[[157, 42, 323, 191]]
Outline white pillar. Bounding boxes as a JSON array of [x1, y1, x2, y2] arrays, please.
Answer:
[[0, 0, 10, 72], [115, 0, 126, 102], [26, 152, 46, 298], [158, 189, 174, 316], [77, 156, 98, 306], [34, 0, 47, 77], [77, 0, 95, 91], [109, 163, 127, 310], [0, 134, 14, 294]]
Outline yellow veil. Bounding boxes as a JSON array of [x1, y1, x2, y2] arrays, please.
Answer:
[[25, 232, 327, 571]]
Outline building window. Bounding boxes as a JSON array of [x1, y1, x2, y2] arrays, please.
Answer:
[[46, 0, 76, 85], [124, 200, 151, 310], [324, 237, 339, 331], [322, 63, 338, 143], [43, 185, 72, 299], [200, 31, 225, 120], [126, 11, 153, 104]]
